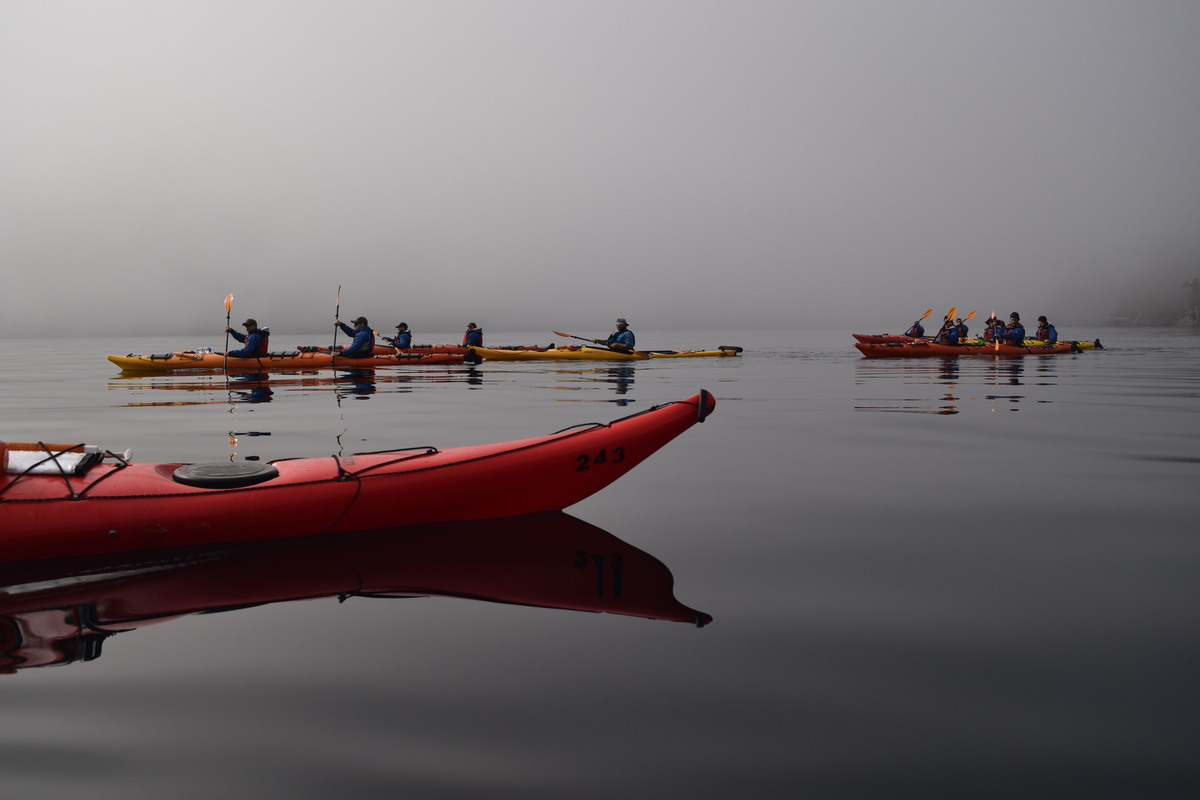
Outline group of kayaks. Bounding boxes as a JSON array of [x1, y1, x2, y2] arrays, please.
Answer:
[[852, 333, 1101, 358], [853, 307, 1103, 358], [107, 342, 744, 372]]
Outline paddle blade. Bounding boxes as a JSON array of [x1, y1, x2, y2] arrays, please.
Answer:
[[920, 308, 933, 320], [553, 330, 571, 337], [945, 306, 956, 320], [224, 293, 234, 313], [963, 310, 976, 321]]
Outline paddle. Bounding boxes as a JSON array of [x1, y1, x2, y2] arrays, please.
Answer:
[[223, 293, 234, 370], [331, 285, 342, 351], [552, 330, 649, 358]]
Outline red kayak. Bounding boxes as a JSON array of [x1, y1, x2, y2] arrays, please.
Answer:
[[855, 341, 1077, 358], [852, 333, 921, 344], [0, 392, 715, 562]]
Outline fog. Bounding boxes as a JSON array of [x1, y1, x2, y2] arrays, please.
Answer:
[[3, 0, 1199, 338]]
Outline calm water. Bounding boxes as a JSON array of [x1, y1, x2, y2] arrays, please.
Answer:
[[2, 327, 1198, 799]]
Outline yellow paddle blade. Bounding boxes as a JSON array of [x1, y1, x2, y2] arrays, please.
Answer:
[[963, 310, 976, 321], [224, 293, 234, 313], [920, 308, 933, 320], [945, 306, 956, 320]]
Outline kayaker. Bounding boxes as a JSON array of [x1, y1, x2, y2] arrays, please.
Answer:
[[334, 316, 375, 357], [385, 322, 412, 349], [956, 317, 969, 339], [996, 313, 1026, 346], [595, 318, 636, 353], [933, 317, 959, 345], [1036, 316, 1058, 343], [462, 322, 484, 347], [225, 318, 270, 357], [904, 319, 925, 338]]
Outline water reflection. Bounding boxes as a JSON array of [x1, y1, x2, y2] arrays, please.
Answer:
[[854, 358, 960, 415], [0, 512, 709, 673], [856, 357, 1054, 414], [108, 366, 478, 406], [228, 372, 274, 403]]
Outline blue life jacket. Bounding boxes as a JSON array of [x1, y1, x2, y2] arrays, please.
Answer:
[[606, 330, 636, 349]]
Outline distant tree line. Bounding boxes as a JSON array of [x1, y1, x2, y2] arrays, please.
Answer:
[[1107, 276, 1200, 326]]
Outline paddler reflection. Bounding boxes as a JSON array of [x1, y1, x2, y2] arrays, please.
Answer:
[[0, 512, 710, 673]]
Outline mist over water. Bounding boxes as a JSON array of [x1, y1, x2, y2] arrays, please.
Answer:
[[5, 2, 1200, 337]]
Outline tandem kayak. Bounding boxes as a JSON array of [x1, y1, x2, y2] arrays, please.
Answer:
[[852, 333, 1102, 350], [0, 512, 710, 671], [854, 341, 1079, 358], [0, 391, 716, 562], [107, 350, 465, 372], [467, 345, 743, 361], [302, 344, 564, 356]]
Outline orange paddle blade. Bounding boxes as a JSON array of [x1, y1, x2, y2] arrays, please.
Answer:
[[963, 310, 976, 321], [920, 308, 933, 320], [224, 294, 234, 313]]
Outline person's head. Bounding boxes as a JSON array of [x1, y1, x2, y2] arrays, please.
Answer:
[[956, 318, 963, 325], [352, 316, 368, 328], [615, 317, 628, 329], [396, 322, 407, 331], [1010, 312, 1020, 322], [466, 322, 477, 330], [1037, 315, 1048, 326], [242, 318, 257, 330]]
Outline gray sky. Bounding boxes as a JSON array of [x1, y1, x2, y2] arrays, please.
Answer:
[[4, 0, 1199, 337]]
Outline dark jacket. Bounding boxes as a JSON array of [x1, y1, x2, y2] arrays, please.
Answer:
[[228, 328, 270, 358], [998, 324, 1026, 345], [336, 323, 375, 357]]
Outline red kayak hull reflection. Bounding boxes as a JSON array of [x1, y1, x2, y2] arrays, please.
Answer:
[[0, 512, 710, 672]]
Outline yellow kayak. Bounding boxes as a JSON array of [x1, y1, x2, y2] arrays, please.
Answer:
[[467, 345, 742, 362]]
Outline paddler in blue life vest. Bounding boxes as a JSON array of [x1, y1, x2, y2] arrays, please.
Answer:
[[903, 318, 925, 337], [225, 318, 270, 357], [334, 316, 375, 357], [385, 322, 412, 349], [594, 318, 636, 353], [1035, 315, 1058, 342], [462, 322, 484, 347], [956, 317, 969, 339], [996, 312, 1026, 346], [933, 315, 960, 345]]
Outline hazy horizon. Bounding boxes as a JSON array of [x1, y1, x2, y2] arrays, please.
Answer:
[[4, 1, 1199, 338]]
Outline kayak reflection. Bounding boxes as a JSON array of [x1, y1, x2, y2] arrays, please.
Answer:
[[108, 366, 480, 406], [0, 512, 710, 673]]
